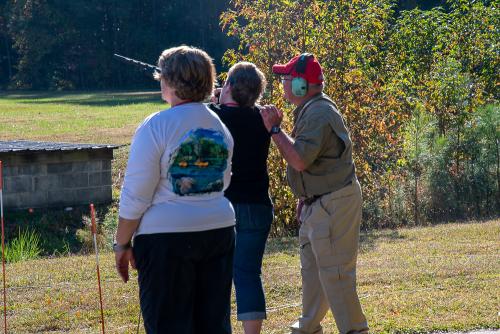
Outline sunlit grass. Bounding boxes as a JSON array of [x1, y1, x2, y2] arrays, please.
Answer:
[[0, 91, 165, 144], [4, 219, 499, 333]]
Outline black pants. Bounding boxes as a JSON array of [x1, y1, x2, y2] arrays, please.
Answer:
[[133, 226, 235, 334]]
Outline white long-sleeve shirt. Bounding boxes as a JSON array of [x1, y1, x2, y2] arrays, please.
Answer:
[[119, 102, 235, 234]]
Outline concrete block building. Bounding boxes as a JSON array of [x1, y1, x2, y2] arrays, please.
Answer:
[[0, 140, 119, 210]]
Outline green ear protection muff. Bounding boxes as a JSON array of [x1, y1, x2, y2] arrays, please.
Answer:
[[291, 53, 312, 97]]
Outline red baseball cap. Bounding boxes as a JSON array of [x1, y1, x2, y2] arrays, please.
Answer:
[[272, 54, 324, 84]]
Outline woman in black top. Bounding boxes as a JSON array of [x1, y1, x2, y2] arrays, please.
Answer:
[[208, 62, 272, 334]]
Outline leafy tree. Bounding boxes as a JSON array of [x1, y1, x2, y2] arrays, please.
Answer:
[[221, 0, 406, 229], [401, 101, 435, 224], [0, 0, 15, 88], [385, 1, 497, 224], [445, 0, 499, 102], [221, 0, 498, 231], [425, 104, 499, 219]]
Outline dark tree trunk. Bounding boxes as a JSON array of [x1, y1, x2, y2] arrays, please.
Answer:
[[455, 126, 461, 217], [496, 137, 500, 210], [3, 35, 12, 80], [414, 128, 420, 225]]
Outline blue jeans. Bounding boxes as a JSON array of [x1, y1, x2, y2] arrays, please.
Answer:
[[233, 203, 273, 321]]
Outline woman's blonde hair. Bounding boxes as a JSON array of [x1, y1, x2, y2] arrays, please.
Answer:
[[226, 62, 266, 108], [154, 46, 216, 102]]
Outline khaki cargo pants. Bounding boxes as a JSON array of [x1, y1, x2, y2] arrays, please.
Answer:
[[291, 180, 369, 334]]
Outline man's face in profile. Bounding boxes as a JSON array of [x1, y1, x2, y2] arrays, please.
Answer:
[[281, 75, 294, 103]]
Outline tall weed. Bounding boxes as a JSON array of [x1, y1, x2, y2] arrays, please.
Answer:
[[3, 228, 41, 263]]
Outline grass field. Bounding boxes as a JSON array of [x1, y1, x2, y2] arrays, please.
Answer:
[[4, 219, 499, 333], [0, 91, 163, 144], [1, 92, 499, 333]]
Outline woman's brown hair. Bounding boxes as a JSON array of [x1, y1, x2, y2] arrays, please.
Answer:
[[227, 62, 266, 108], [154, 46, 216, 102]]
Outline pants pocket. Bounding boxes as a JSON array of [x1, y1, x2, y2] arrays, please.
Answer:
[[318, 181, 360, 217], [309, 222, 335, 267]]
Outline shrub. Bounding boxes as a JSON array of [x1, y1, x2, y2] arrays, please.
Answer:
[[3, 228, 42, 263]]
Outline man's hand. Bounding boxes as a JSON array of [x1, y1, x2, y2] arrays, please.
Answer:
[[115, 248, 136, 283], [211, 88, 222, 103], [260, 105, 307, 171], [260, 105, 283, 132]]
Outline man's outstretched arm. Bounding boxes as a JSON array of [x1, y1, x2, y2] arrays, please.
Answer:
[[260, 105, 307, 172]]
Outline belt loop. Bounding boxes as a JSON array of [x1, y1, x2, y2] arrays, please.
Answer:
[[303, 194, 321, 206]]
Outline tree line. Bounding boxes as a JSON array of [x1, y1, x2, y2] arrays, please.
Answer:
[[219, 0, 498, 232], [0, 0, 236, 89], [1, 0, 449, 90]]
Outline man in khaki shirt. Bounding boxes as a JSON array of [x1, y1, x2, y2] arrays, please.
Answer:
[[261, 54, 369, 334]]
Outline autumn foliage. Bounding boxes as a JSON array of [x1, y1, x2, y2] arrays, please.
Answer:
[[220, 0, 499, 232]]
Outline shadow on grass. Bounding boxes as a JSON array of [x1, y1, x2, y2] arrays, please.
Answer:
[[265, 237, 299, 256], [1, 91, 162, 107], [265, 228, 406, 256], [359, 229, 405, 253], [3, 202, 118, 257]]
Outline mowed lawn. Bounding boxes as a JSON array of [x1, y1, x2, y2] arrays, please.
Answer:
[[1, 92, 499, 333], [0, 91, 164, 145], [4, 220, 499, 333]]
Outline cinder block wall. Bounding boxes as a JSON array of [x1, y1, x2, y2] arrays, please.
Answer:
[[0, 149, 114, 209]]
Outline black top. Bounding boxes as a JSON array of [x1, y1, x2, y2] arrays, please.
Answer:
[[208, 103, 272, 206]]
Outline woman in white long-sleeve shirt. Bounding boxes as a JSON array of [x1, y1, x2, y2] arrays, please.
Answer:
[[114, 46, 235, 334]]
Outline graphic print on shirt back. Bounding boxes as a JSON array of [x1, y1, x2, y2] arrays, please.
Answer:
[[168, 128, 229, 196]]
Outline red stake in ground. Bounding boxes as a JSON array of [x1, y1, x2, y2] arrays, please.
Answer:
[[90, 203, 105, 334], [0, 161, 7, 334]]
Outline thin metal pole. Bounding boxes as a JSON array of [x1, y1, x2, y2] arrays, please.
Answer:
[[90, 203, 105, 334], [0, 161, 7, 334]]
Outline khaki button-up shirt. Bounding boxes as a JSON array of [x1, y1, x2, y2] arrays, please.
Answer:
[[287, 93, 355, 198]]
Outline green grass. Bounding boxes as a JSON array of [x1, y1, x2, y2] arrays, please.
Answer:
[[0, 91, 164, 144], [3, 228, 41, 263], [3, 219, 498, 333]]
